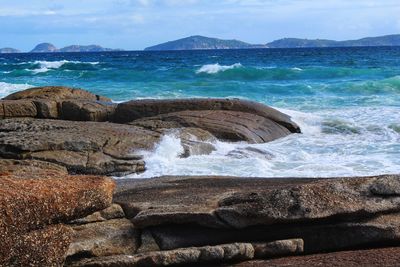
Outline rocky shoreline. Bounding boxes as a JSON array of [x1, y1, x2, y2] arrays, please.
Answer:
[[1, 86, 400, 266]]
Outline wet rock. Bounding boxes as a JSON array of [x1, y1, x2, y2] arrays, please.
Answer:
[[227, 146, 274, 160], [68, 243, 254, 267], [67, 218, 138, 259], [113, 98, 300, 133], [130, 110, 293, 143]]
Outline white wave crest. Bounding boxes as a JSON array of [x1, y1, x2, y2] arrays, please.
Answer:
[[31, 60, 99, 74], [0, 82, 33, 98], [124, 106, 400, 179], [196, 63, 242, 74]]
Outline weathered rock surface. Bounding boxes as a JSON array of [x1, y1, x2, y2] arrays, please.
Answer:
[[69, 204, 125, 224], [3, 86, 111, 102], [0, 118, 158, 175], [1, 87, 301, 175], [0, 172, 115, 234], [113, 98, 300, 134], [0, 163, 115, 267], [114, 175, 400, 229], [130, 110, 291, 143], [0, 119, 226, 175], [67, 218, 138, 259], [1, 86, 116, 121], [252, 239, 304, 258], [68, 243, 255, 267], [1, 224, 73, 267], [0, 158, 68, 177]]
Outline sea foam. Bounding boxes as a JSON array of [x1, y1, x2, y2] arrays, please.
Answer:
[[0, 82, 33, 98], [196, 63, 242, 74], [129, 106, 400, 179]]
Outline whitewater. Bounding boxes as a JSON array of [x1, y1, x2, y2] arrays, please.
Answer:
[[1, 47, 399, 178]]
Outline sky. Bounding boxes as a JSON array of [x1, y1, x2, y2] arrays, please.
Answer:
[[0, 0, 400, 51]]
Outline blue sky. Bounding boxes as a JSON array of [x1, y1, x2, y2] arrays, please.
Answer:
[[1, 0, 399, 51]]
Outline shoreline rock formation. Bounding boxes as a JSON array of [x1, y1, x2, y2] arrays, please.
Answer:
[[0, 86, 299, 176], [2, 86, 400, 266]]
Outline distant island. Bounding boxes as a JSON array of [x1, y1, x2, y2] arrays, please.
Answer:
[[144, 35, 267, 51], [0, 43, 123, 53], [2, 34, 400, 53], [145, 34, 400, 50], [0, 47, 21, 53]]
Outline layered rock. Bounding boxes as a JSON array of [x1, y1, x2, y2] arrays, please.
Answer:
[[0, 87, 300, 175], [114, 98, 300, 133], [0, 118, 157, 175], [1, 86, 115, 121], [113, 175, 400, 254]]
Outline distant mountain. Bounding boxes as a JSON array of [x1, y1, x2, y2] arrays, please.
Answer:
[[266, 38, 337, 48], [30, 43, 58, 53], [0, 47, 21, 53], [145, 35, 267, 51], [267, 34, 400, 48], [145, 34, 400, 50], [59, 45, 122, 52], [29, 43, 122, 53]]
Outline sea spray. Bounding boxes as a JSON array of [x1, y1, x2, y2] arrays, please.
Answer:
[[196, 63, 242, 74]]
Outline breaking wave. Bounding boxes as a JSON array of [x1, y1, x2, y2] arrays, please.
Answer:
[[0, 82, 33, 98], [129, 106, 400, 179], [196, 63, 242, 74]]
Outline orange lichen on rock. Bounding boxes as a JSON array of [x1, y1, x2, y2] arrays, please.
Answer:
[[0, 170, 115, 266]]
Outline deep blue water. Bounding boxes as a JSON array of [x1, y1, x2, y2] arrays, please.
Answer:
[[1, 47, 400, 178]]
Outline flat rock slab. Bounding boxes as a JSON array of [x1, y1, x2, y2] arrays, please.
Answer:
[[114, 175, 400, 229], [67, 218, 138, 259], [0, 118, 159, 175]]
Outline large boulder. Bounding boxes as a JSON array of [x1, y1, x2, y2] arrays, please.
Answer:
[[114, 98, 300, 134], [1, 86, 116, 121], [3, 86, 111, 102], [130, 110, 291, 143]]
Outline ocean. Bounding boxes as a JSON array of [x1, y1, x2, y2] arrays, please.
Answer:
[[1, 47, 400, 178]]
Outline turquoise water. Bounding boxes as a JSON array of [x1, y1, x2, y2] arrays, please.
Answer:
[[1, 47, 400, 177]]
